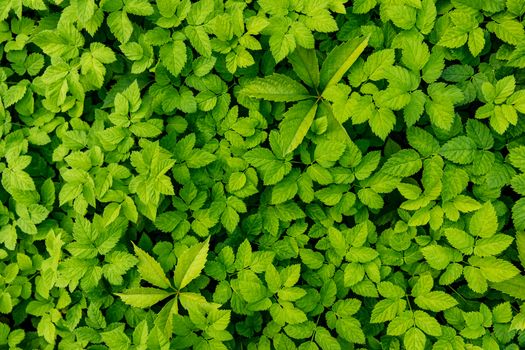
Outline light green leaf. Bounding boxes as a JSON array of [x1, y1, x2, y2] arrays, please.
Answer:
[[469, 202, 498, 238], [240, 73, 311, 102], [421, 245, 452, 270], [387, 312, 414, 336], [517, 231, 525, 269], [133, 243, 172, 289], [336, 318, 365, 344], [404, 327, 426, 350], [438, 27, 468, 48], [160, 40, 187, 77], [474, 234, 513, 256], [382, 149, 422, 177], [107, 11, 133, 44], [370, 299, 402, 323], [173, 238, 210, 289], [469, 256, 520, 283], [288, 47, 320, 88], [414, 291, 457, 312], [444, 228, 474, 254], [320, 35, 369, 91], [468, 27, 485, 56], [116, 287, 173, 308], [369, 107, 396, 140], [279, 101, 318, 155], [440, 136, 477, 164], [414, 310, 442, 336]]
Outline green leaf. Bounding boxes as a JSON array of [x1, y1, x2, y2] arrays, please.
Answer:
[[440, 136, 477, 164], [421, 245, 452, 270], [124, 0, 154, 16], [160, 40, 187, 77], [469, 256, 520, 282], [116, 287, 174, 308], [240, 74, 311, 102], [133, 243, 172, 289], [320, 35, 369, 91], [353, 0, 377, 14], [314, 140, 346, 167], [107, 11, 133, 44], [414, 311, 442, 336], [517, 231, 525, 269], [445, 228, 474, 254], [464, 266, 488, 294], [244, 148, 291, 185], [280, 101, 318, 155], [173, 238, 210, 289], [490, 275, 525, 300], [513, 199, 525, 231], [438, 27, 468, 48], [315, 327, 341, 350], [382, 149, 422, 177], [185, 26, 212, 57], [414, 291, 457, 312], [101, 325, 131, 350], [336, 318, 365, 344], [404, 327, 426, 350], [387, 312, 414, 336], [469, 202, 498, 238], [468, 27, 485, 56], [473, 234, 513, 256], [288, 47, 320, 88], [369, 107, 396, 140], [363, 49, 395, 81], [486, 16, 525, 45], [370, 299, 402, 323]]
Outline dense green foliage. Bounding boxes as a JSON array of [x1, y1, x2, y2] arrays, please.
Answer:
[[1, 0, 525, 349]]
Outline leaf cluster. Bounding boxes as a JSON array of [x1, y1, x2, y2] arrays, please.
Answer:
[[1, 0, 525, 349]]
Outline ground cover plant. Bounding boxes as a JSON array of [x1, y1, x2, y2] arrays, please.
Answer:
[[2, 0, 525, 349]]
